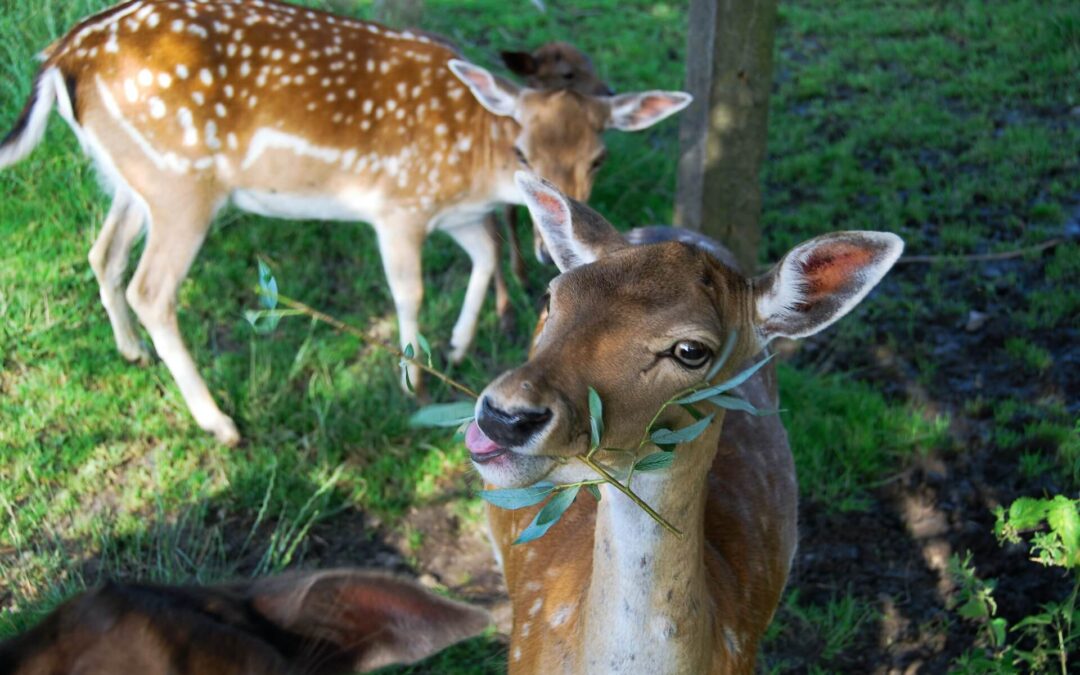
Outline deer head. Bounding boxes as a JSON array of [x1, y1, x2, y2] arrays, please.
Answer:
[[468, 172, 903, 489], [0, 569, 491, 675], [449, 60, 689, 204]]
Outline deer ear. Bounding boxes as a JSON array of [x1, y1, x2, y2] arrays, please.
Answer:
[[514, 171, 626, 272], [448, 59, 519, 117], [606, 91, 693, 131], [754, 231, 904, 341], [249, 570, 492, 673], [500, 50, 538, 77]]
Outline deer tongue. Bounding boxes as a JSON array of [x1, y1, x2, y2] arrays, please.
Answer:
[[465, 421, 504, 458]]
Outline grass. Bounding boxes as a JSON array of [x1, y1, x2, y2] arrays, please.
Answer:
[[2, 0, 1079, 671]]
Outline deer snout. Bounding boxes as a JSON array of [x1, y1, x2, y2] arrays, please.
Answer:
[[478, 396, 553, 449]]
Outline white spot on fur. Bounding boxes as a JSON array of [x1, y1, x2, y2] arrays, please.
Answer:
[[199, 68, 213, 86], [176, 64, 190, 80], [528, 597, 543, 617], [148, 97, 166, 119], [124, 79, 139, 103], [137, 69, 153, 87]]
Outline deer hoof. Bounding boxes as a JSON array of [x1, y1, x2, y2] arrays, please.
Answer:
[[209, 416, 241, 446]]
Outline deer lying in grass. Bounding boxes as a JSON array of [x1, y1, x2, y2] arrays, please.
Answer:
[[0, 0, 689, 444], [485, 42, 616, 320], [463, 173, 903, 673], [0, 568, 490, 675]]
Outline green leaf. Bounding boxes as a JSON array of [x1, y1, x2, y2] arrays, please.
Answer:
[[1045, 495, 1080, 567], [650, 413, 715, 446], [705, 330, 738, 380], [585, 484, 601, 501], [480, 482, 557, 509], [588, 387, 604, 450], [403, 343, 415, 359], [409, 401, 476, 428], [514, 486, 580, 544], [416, 332, 433, 367], [634, 452, 675, 472], [703, 394, 777, 416], [676, 353, 775, 405], [257, 259, 278, 310], [989, 617, 1008, 647], [244, 309, 282, 334]]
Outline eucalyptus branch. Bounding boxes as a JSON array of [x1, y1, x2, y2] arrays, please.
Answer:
[[258, 288, 479, 400], [578, 456, 682, 537]]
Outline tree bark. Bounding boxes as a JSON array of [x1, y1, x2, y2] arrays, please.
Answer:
[[675, 0, 779, 273]]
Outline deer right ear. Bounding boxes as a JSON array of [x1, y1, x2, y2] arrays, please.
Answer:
[[514, 172, 626, 272], [753, 231, 904, 342], [500, 50, 538, 77], [448, 59, 519, 117], [249, 570, 492, 673]]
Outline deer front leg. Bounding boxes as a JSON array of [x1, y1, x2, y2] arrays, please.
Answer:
[[88, 189, 151, 364], [125, 196, 239, 446], [376, 223, 426, 393], [445, 221, 496, 364]]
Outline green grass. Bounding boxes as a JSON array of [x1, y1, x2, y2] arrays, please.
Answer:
[[2, 0, 1079, 671]]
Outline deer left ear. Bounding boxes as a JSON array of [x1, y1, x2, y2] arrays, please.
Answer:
[[606, 91, 693, 131], [249, 569, 492, 673], [500, 50, 538, 77], [448, 59, 519, 117], [514, 171, 626, 272], [754, 231, 904, 341]]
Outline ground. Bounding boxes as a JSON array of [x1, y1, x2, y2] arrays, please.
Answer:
[[1, 0, 1078, 673]]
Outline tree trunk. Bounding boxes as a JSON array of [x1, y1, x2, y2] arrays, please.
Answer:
[[674, 0, 779, 273]]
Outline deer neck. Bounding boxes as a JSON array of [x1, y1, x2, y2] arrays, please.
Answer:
[[580, 420, 724, 674], [477, 114, 525, 205]]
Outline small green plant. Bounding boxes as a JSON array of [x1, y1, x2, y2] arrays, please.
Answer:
[[951, 496, 1080, 674]]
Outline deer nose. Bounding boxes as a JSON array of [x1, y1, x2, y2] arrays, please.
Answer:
[[477, 397, 553, 448]]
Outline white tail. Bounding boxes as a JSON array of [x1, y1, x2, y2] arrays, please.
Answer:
[[467, 174, 903, 673], [1, 0, 691, 443]]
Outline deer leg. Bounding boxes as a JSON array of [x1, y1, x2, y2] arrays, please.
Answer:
[[445, 222, 495, 364], [88, 189, 150, 364], [376, 224, 426, 393], [485, 213, 514, 334], [125, 197, 238, 445], [505, 205, 527, 284]]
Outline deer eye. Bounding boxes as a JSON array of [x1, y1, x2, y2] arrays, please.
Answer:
[[514, 146, 530, 167], [670, 340, 711, 369]]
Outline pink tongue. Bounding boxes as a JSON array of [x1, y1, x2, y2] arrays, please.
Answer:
[[465, 421, 502, 455]]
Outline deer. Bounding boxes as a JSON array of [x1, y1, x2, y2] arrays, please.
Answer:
[[462, 173, 904, 673], [0, 0, 690, 445], [0, 568, 491, 675], [485, 41, 615, 324]]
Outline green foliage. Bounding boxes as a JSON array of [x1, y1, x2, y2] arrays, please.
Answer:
[[515, 485, 580, 545], [478, 482, 556, 510], [951, 497, 1080, 674], [994, 496, 1080, 569], [409, 401, 476, 429]]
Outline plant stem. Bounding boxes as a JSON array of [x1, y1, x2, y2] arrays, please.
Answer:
[[579, 456, 682, 537], [268, 291, 479, 399]]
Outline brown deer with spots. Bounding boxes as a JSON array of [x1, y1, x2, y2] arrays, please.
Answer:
[[0, 568, 490, 675], [463, 174, 903, 673], [0, 0, 690, 444]]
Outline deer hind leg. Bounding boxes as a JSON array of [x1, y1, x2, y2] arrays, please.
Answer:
[[485, 212, 515, 334], [504, 205, 527, 284], [87, 189, 150, 364], [125, 194, 239, 445], [445, 221, 496, 364], [376, 223, 426, 393]]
